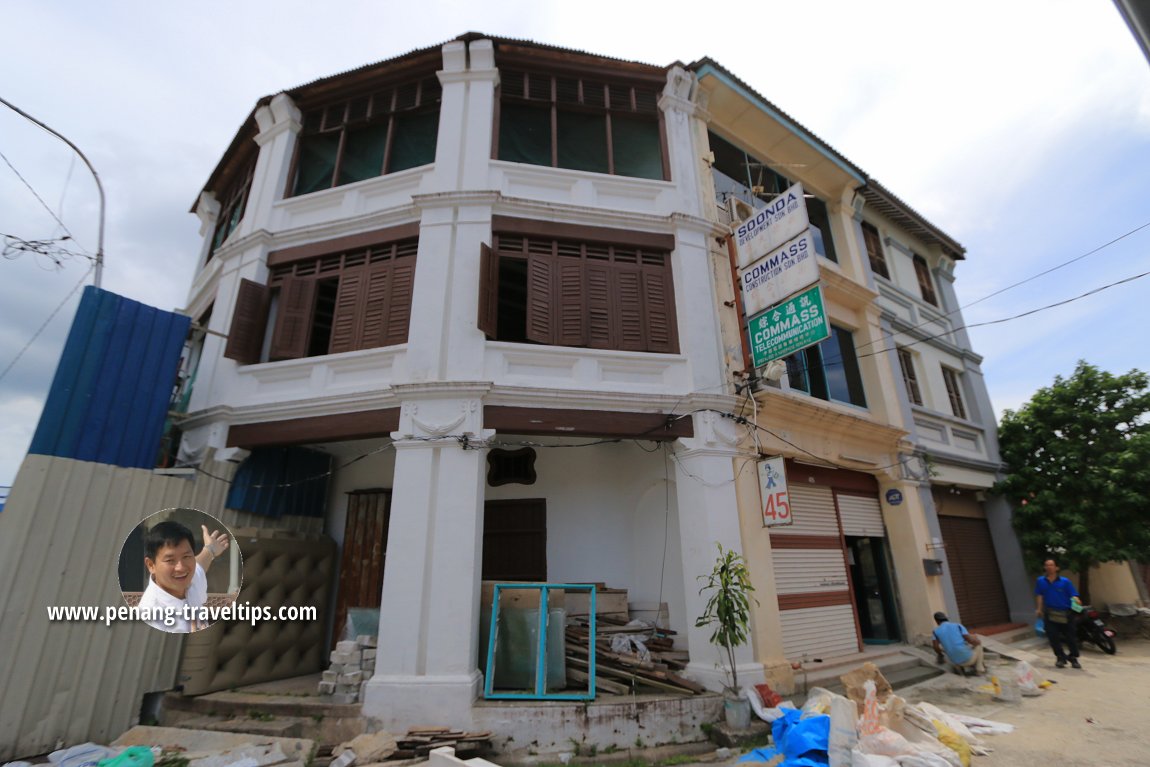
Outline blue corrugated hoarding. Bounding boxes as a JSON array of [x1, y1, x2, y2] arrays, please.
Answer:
[[28, 286, 191, 469]]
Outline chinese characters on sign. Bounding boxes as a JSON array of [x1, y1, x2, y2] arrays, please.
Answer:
[[747, 284, 831, 368]]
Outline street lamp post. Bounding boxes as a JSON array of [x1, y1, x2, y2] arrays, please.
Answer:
[[0, 96, 106, 288]]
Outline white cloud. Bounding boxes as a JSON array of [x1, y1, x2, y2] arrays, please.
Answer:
[[3, 0, 1150, 486]]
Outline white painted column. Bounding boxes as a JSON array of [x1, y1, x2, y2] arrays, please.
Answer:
[[361, 386, 492, 731], [246, 93, 302, 236], [674, 410, 763, 691]]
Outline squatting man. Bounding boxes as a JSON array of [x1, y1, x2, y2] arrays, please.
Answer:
[[932, 611, 986, 675], [137, 520, 230, 632]]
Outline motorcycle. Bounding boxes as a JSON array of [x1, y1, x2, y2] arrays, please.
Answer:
[[1076, 605, 1117, 654]]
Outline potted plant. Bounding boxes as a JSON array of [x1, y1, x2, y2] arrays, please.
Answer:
[[696, 542, 757, 729]]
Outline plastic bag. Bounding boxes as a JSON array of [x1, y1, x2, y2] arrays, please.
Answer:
[[745, 684, 795, 723], [1014, 661, 1042, 696], [49, 745, 117, 767]]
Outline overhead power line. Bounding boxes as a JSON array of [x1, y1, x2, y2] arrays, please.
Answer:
[[0, 95, 105, 287]]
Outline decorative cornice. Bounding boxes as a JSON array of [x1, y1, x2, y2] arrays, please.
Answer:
[[493, 193, 675, 235], [437, 68, 500, 86], [411, 190, 501, 210]]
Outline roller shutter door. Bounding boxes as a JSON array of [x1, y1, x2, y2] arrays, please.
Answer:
[[837, 493, 885, 538], [772, 484, 860, 658], [939, 515, 1010, 628]]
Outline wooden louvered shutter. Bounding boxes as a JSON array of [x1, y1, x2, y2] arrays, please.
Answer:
[[328, 269, 365, 355], [477, 243, 499, 339], [614, 263, 645, 351], [586, 261, 613, 349], [224, 279, 271, 364], [642, 264, 677, 353], [356, 266, 389, 351], [269, 276, 317, 360], [525, 251, 556, 345], [556, 260, 586, 346], [384, 257, 415, 345]]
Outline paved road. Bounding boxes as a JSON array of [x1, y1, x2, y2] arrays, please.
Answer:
[[903, 635, 1150, 766]]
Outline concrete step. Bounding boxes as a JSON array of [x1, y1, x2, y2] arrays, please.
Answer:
[[161, 691, 366, 749], [178, 715, 307, 739]]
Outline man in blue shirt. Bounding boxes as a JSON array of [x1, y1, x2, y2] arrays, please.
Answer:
[[1035, 557, 1081, 669], [932, 612, 985, 675]]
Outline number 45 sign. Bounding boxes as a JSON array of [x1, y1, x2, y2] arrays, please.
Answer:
[[758, 457, 793, 527]]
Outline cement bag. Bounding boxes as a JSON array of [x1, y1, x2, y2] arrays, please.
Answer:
[[857, 729, 915, 758], [829, 693, 860, 767], [895, 755, 957, 767], [851, 750, 898, 767], [916, 703, 982, 748], [803, 686, 838, 716], [932, 722, 971, 767], [1014, 661, 1042, 696], [890, 718, 961, 767], [948, 714, 1014, 736]]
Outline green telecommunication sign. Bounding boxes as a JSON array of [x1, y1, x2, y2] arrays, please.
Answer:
[[747, 284, 830, 367]]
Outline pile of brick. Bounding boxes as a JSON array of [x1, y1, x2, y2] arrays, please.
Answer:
[[318, 635, 377, 703]]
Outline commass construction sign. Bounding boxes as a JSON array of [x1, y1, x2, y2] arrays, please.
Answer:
[[747, 284, 830, 368]]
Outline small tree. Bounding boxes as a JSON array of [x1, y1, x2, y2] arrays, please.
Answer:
[[996, 360, 1150, 601], [696, 543, 757, 694]]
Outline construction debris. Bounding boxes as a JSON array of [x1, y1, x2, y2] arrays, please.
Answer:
[[565, 615, 701, 695], [389, 728, 492, 760], [319, 636, 377, 704]]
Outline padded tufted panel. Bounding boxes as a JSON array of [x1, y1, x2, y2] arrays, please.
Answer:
[[177, 529, 337, 695]]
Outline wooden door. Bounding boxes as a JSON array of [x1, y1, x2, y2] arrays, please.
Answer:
[[333, 489, 390, 647]]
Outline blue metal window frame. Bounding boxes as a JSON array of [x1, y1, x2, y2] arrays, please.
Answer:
[[483, 583, 596, 701]]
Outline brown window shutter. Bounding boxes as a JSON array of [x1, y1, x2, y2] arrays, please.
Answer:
[[556, 259, 586, 346], [642, 265, 677, 353], [330, 268, 367, 354], [525, 251, 556, 345], [224, 278, 271, 364], [269, 276, 317, 360], [477, 243, 499, 339], [383, 257, 415, 346], [614, 263, 644, 351], [586, 261, 613, 349]]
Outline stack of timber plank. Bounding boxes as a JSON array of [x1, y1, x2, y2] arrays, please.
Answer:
[[391, 727, 493, 759], [564, 614, 703, 696]]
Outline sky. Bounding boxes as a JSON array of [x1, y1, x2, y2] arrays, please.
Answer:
[[1, 1, 1148, 487]]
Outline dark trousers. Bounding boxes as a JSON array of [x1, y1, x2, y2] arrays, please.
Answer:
[[1045, 612, 1080, 661]]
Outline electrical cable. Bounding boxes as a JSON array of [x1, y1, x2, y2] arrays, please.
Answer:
[[0, 263, 93, 386], [0, 148, 87, 254]]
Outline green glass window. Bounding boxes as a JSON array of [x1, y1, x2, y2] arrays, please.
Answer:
[[290, 76, 441, 197], [612, 116, 663, 180], [557, 111, 608, 173], [390, 111, 440, 173], [294, 134, 340, 196], [498, 69, 665, 180], [498, 103, 551, 166], [338, 123, 389, 186]]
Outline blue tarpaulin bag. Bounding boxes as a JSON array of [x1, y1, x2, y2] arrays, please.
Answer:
[[739, 708, 829, 766]]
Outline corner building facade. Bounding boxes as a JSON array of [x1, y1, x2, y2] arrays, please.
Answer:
[[179, 34, 1025, 735]]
